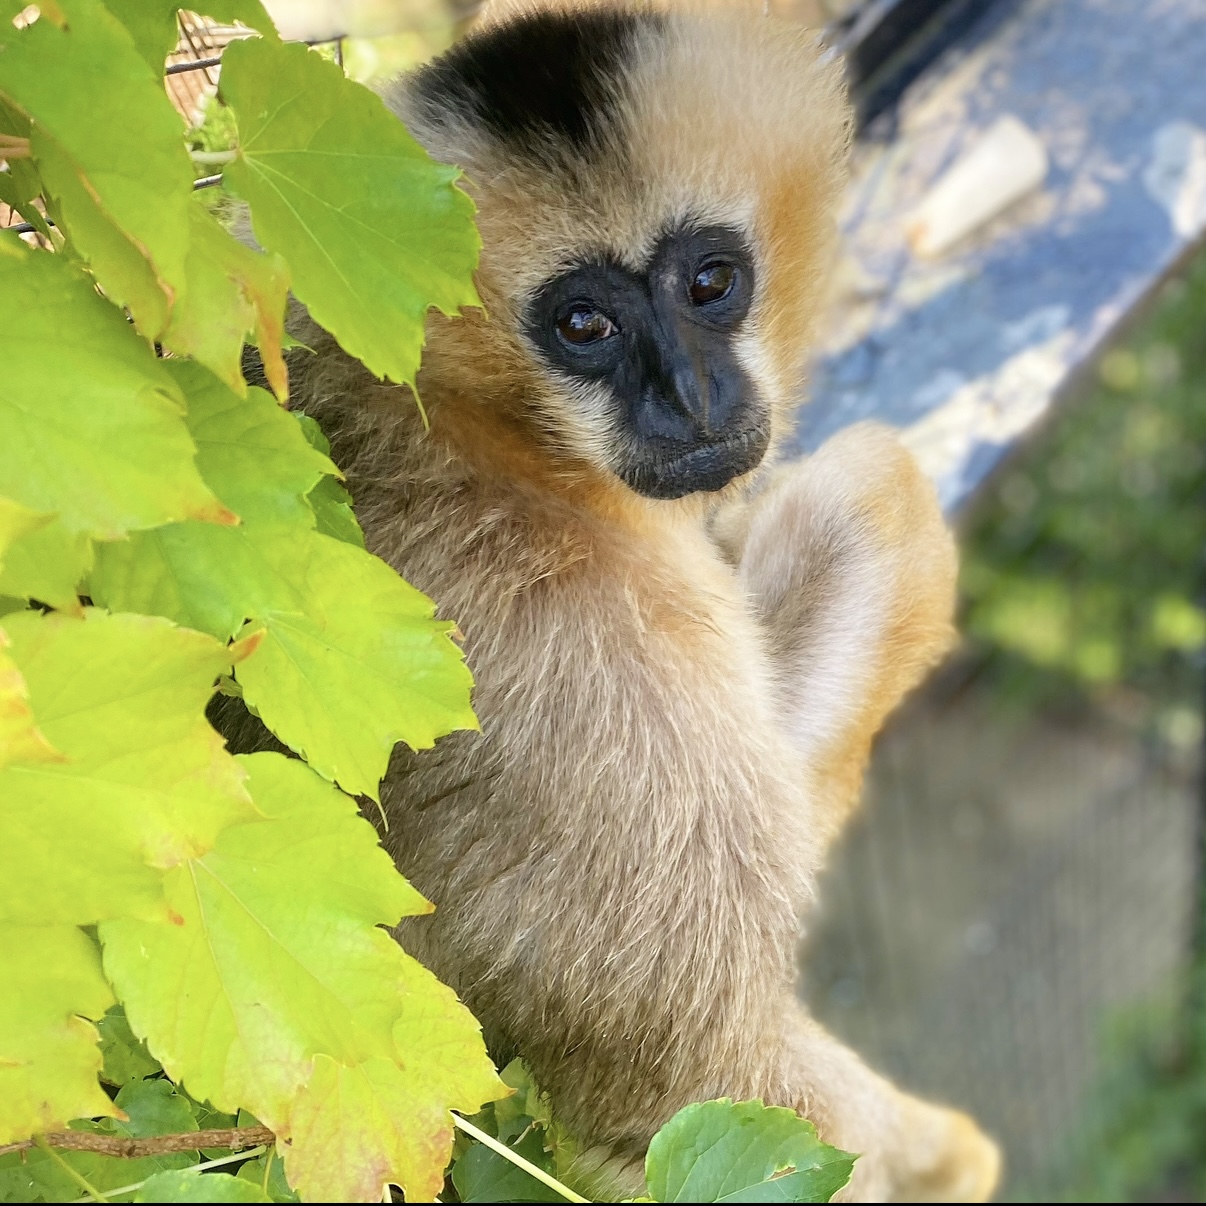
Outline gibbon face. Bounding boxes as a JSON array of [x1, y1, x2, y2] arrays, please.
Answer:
[[400, 4, 849, 501], [524, 222, 767, 498]]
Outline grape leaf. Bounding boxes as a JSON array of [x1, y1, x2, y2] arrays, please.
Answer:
[[100, 1, 277, 73], [0, 236, 231, 539], [173, 363, 334, 526], [452, 1125, 566, 1203], [162, 200, 290, 400], [0, 498, 85, 615], [0, 517, 91, 612], [101, 752, 507, 1203], [0, 0, 194, 340], [92, 365, 475, 797], [0, 924, 118, 1145], [0, 508, 62, 765], [92, 363, 336, 640], [34, 122, 171, 342], [98, 1005, 163, 1086], [220, 36, 480, 387], [0, 625, 59, 770], [0, 609, 256, 926], [136, 1169, 271, 1203], [306, 474, 366, 547], [295, 415, 364, 548], [234, 532, 477, 799], [644, 1100, 856, 1204], [287, 1052, 502, 1203], [0, 498, 47, 571], [117, 1076, 201, 1137], [236, 1153, 299, 1202]]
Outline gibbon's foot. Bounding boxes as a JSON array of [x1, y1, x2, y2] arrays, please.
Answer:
[[834, 1097, 1001, 1203], [780, 1015, 1000, 1203]]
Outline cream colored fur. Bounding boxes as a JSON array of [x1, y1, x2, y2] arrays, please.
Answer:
[[270, 3, 1002, 1199]]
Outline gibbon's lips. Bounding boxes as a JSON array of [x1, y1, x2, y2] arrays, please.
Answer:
[[623, 425, 771, 499]]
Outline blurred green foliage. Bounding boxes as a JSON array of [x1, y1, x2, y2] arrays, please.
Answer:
[[959, 252, 1206, 1202], [961, 253, 1206, 750]]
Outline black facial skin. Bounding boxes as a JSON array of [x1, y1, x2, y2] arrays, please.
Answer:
[[525, 226, 770, 500]]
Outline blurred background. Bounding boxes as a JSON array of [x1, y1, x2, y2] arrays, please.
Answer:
[[92, 1, 1206, 1199]]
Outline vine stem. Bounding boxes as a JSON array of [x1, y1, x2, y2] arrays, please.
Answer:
[[68, 1145, 268, 1204], [34, 1135, 104, 1202], [0, 1125, 273, 1159], [452, 1114, 589, 1204]]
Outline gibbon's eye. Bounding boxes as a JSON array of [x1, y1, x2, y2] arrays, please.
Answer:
[[556, 305, 618, 347], [689, 261, 735, 306]]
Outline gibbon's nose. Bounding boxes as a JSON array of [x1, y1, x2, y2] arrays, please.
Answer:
[[648, 333, 725, 438]]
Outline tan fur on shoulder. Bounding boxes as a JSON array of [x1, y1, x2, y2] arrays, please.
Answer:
[[271, 4, 1001, 1199]]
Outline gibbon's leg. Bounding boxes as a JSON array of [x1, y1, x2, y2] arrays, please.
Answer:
[[564, 998, 1000, 1204], [725, 422, 959, 843]]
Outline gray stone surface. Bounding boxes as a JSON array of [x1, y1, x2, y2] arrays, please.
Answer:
[[789, 0, 1206, 510]]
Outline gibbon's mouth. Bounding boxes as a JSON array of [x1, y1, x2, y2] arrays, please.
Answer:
[[622, 426, 771, 500]]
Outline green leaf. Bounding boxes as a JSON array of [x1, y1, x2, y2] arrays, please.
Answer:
[[0, 0, 194, 340], [136, 1169, 270, 1203], [162, 200, 290, 401], [0, 498, 50, 565], [295, 415, 364, 547], [34, 122, 171, 342], [92, 365, 475, 797], [0, 517, 91, 612], [235, 532, 477, 798], [98, 1005, 162, 1086], [305, 477, 365, 548], [100, 1, 277, 72], [115, 1076, 200, 1138], [0, 510, 68, 765], [171, 363, 334, 527], [220, 36, 480, 387], [0, 237, 232, 540], [0, 609, 256, 926], [0, 624, 60, 769], [0, 924, 118, 1145], [101, 752, 507, 1203], [236, 1153, 298, 1202], [714, 1167, 858, 1203], [453, 1126, 566, 1204], [92, 363, 336, 640], [644, 1100, 856, 1205]]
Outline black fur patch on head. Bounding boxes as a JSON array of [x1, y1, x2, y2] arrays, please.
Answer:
[[411, 10, 661, 158]]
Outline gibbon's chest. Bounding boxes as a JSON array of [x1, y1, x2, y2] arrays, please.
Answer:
[[625, 520, 774, 685]]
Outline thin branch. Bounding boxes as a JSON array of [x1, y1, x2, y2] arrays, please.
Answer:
[[452, 1114, 589, 1204], [0, 1125, 273, 1160]]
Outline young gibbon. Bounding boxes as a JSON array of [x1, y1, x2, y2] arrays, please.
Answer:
[[262, 1, 1002, 1198]]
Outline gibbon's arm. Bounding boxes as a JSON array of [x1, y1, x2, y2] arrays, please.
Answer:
[[726, 423, 958, 840]]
